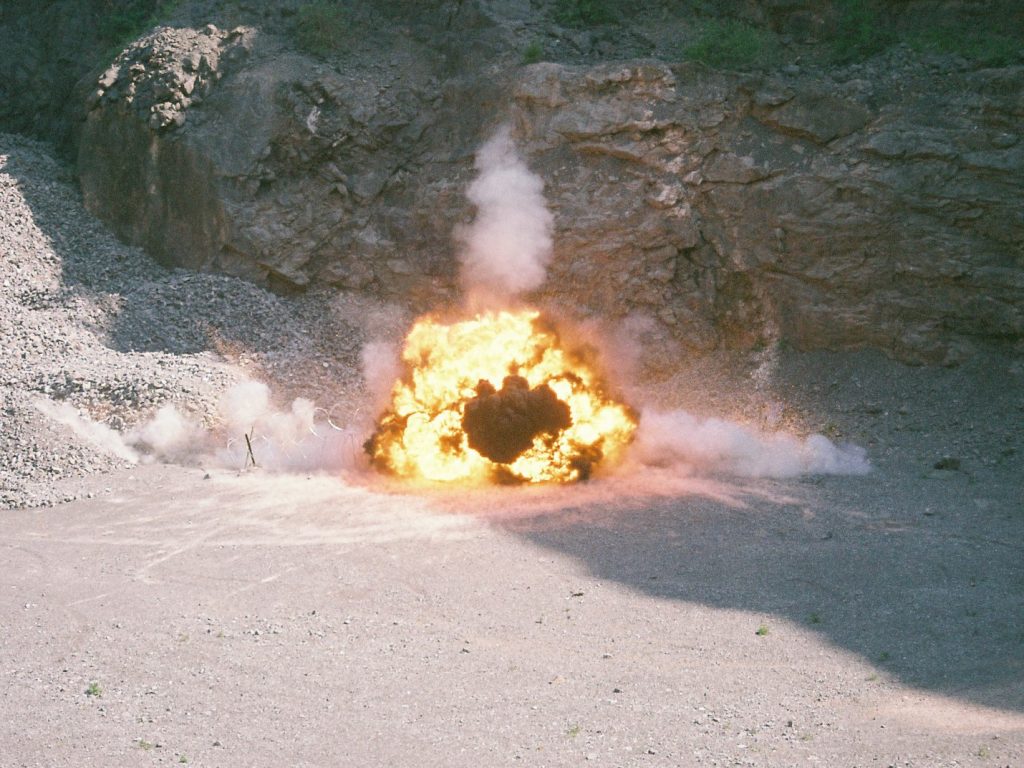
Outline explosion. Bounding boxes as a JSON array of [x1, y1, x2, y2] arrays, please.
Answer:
[[365, 309, 637, 485], [364, 127, 636, 484]]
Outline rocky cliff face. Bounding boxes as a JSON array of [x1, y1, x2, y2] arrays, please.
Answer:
[[14, 1, 1024, 364], [513, 57, 1024, 363]]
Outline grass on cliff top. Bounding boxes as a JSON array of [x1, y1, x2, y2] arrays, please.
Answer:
[[684, 18, 782, 71], [829, 0, 1023, 65], [906, 25, 1024, 68], [96, 0, 181, 63], [828, 0, 896, 63], [681, 1, 1023, 71], [294, 1, 350, 56], [552, 0, 618, 27], [522, 39, 545, 65]]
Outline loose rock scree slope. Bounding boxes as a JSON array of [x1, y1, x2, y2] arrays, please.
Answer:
[[0, 133, 370, 509]]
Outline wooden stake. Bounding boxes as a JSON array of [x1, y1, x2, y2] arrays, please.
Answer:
[[244, 431, 257, 468]]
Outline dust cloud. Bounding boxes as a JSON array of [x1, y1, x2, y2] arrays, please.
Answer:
[[629, 407, 869, 477]]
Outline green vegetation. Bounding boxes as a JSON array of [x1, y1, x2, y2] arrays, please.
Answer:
[[808, 612, 822, 625], [828, 0, 895, 63], [294, 1, 350, 56], [827, 0, 1022, 66], [755, 624, 770, 636], [85, 681, 102, 697], [908, 26, 1023, 67], [552, 0, 617, 27], [522, 39, 544, 65], [678, 2, 1020, 72], [95, 0, 180, 63], [136, 740, 155, 751], [566, 723, 581, 738], [684, 18, 781, 71], [96, 1, 159, 45]]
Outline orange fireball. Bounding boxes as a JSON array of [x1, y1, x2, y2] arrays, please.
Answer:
[[366, 309, 636, 484]]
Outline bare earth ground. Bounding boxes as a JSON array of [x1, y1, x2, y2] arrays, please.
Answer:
[[1, 136, 1023, 766]]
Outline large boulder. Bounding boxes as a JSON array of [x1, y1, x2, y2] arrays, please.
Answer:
[[78, 21, 472, 302]]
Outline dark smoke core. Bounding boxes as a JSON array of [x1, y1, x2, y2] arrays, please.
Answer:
[[461, 375, 572, 464]]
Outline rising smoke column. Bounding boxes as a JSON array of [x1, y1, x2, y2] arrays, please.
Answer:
[[457, 125, 554, 305]]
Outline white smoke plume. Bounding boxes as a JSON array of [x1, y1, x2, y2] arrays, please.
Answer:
[[210, 381, 362, 473], [360, 340, 402, 413], [457, 125, 553, 304], [630, 408, 870, 478], [34, 399, 139, 463], [35, 382, 365, 474], [127, 404, 203, 461]]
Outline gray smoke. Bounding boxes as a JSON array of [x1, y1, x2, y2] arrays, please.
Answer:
[[630, 407, 870, 478], [457, 125, 554, 305], [360, 340, 402, 414], [33, 399, 140, 463]]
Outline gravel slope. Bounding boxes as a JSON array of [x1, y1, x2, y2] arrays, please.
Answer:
[[0, 134, 375, 508]]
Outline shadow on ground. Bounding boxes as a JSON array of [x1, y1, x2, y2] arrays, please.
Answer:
[[420, 348, 1024, 713], [464, 464, 1024, 714]]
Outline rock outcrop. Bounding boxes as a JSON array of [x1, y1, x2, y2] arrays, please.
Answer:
[[513, 58, 1024, 363], [78, 20, 463, 302], [10, 1, 1014, 364]]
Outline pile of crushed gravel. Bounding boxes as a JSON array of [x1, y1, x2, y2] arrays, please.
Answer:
[[1, 133, 375, 508]]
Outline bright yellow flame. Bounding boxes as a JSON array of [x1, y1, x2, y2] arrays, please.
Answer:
[[367, 309, 636, 484]]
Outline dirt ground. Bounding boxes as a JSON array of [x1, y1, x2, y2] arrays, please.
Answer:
[[2, 345, 1022, 767]]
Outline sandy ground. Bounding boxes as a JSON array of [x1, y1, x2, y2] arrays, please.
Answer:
[[2, 344, 1023, 767]]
